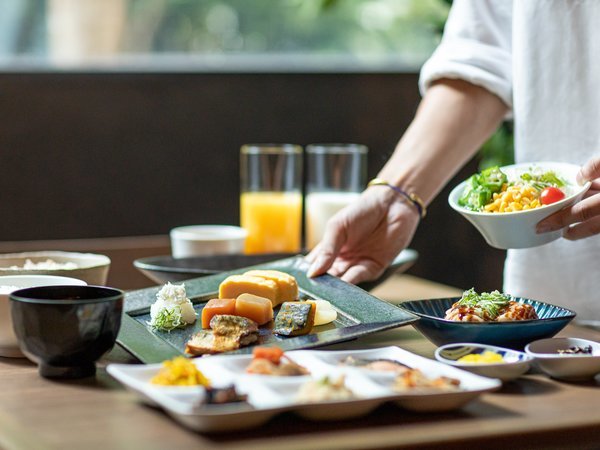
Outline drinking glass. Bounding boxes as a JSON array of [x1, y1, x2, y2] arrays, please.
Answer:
[[305, 143, 368, 249], [240, 144, 303, 254]]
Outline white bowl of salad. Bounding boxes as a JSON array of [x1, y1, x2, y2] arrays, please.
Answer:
[[448, 162, 591, 249]]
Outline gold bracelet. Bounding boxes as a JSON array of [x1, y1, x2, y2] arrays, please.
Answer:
[[367, 178, 427, 219]]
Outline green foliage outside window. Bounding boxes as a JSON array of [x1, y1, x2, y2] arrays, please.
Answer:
[[479, 122, 515, 171]]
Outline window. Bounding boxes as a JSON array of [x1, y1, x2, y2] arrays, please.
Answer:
[[1, 0, 449, 72]]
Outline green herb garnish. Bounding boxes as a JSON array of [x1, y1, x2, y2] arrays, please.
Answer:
[[149, 306, 185, 332], [456, 288, 511, 320]]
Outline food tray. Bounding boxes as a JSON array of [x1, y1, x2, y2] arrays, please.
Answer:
[[133, 249, 419, 292], [107, 346, 502, 432], [118, 256, 418, 363]]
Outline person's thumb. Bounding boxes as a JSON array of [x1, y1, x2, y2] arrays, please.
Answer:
[[307, 219, 346, 278], [577, 156, 600, 186]]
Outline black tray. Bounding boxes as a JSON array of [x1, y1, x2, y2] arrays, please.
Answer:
[[119, 256, 418, 363]]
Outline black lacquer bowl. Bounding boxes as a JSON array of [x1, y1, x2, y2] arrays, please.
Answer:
[[10, 285, 123, 379]]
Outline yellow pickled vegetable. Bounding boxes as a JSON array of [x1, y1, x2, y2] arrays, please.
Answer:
[[150, 356, 211, 386], [457, 351, 505, 364], [306, 299, 337, 326]]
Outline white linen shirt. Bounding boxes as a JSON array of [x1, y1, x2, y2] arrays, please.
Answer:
[[420, 0, 600, 320]]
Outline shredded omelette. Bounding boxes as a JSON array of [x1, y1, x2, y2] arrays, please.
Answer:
[[150, 356, 210, 386]]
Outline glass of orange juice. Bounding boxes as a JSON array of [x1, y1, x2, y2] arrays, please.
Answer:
[[240, 144, 303, 254]]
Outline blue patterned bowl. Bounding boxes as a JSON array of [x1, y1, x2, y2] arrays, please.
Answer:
[[399, 297, 576, 350]]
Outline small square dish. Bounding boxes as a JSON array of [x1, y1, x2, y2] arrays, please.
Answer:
[[434, 343, 533, 382], [525, 337, 600, 380], [107, 345, 501, 432]]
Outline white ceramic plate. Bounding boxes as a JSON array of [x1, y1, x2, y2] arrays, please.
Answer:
[[107, 346, 501, 432], [434, 343, 533, 382]]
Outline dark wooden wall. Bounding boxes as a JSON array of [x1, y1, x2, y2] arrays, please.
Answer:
[[0, 72, 505, 291]]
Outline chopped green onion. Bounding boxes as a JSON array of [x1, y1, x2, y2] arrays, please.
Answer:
[[456, 288, 511, 320], [149, 305, 185, 332]]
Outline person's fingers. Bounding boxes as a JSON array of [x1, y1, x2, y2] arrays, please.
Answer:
[[536, 195, 600, 233], [329, 259, 352, 277], [582, 188, 600, 199], [563, 216, 600, 240], [307, 218, 347, 278], [340, 260, 383, 285], [304, 243, 321, 263], [577, 157, 600, 185], [589, 180, 600, 191]]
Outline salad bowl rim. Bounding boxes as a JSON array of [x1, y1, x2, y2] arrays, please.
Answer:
[[448, 162, 591, 216]]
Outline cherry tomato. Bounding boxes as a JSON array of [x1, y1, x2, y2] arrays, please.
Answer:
[[540, 186, 565, 205]]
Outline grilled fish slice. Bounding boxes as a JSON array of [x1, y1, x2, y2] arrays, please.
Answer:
[[185, 315, 259, 355], [210, 314, 259, 336], [273, 302, 316, 336]]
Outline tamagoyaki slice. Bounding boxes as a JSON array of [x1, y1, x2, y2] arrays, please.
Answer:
[[243, 270, 298, 306], [218, 275, 279, 306]]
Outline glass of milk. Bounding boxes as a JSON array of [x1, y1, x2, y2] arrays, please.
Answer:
[[305, 144, 368, 249]]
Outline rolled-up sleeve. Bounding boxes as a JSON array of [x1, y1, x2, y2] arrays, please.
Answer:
[[419, 0, 513, 109]]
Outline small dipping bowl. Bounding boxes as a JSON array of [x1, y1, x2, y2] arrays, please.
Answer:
[[10, 285, 123, 379], [525, 337, 600, 381], [435, 343, 533, 382]]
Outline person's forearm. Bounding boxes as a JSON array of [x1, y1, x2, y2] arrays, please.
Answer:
[[377, 78, 509, 205]]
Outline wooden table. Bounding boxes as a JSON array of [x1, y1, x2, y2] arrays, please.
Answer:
[[0, 275, 599, 450]]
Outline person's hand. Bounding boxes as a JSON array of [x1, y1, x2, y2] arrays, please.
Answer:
[[305, 187, 420, 285], [536, 156, 600, 239]]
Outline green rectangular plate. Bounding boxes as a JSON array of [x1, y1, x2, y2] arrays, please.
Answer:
[[117, 256, 418, 363]]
